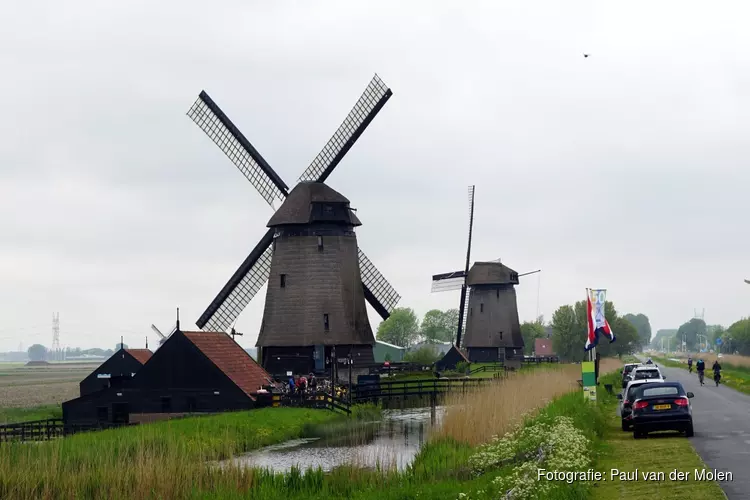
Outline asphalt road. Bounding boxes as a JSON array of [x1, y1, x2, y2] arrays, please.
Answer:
[[657, 362, 750, 499]]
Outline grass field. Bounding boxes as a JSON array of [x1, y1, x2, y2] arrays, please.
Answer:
[[0, 362, 96, 410], [591, 371, 725, 499]]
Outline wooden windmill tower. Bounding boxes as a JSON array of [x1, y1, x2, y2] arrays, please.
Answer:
[[431, 186, 539, 364], [186, 74, 401, 376]]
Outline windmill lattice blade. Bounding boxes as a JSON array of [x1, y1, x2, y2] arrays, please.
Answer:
[[187, 91, 288, 207], [431, 277, 465, 293], [197, 237, 274, 332], [297, 74, 392, 184], [150, 325, 166, 339], [358, 249, 400, 318], [461, 288, 471, 334]]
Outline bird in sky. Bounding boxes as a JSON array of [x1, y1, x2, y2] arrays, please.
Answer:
[[583, 53, 590, 58]]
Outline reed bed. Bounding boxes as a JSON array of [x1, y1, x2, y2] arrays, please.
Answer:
[[435, 358, 621, 446], [0, 408, 340, 500]]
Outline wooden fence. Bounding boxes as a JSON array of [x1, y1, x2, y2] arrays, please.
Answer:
[[0, 418, 134, 443]]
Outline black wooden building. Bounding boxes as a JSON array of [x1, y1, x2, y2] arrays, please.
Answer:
[[256, 182, 376, 377], [79, 348, 153, 397], [63, 330, 272, 429], [435, 344, 471, 372], [462, 261, 525, 364]]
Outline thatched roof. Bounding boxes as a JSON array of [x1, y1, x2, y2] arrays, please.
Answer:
[[267, 182, 361, 227]]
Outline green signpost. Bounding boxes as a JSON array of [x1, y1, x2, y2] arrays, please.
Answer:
[[582, 360, 597, 402]]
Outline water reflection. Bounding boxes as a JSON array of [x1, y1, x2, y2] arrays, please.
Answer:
[[226, 406, 446, 473]]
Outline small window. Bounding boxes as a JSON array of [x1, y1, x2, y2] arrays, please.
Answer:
[[324, 314, 330, 331], [280, 274, 286, 288], [480, 303, 484, 313], [317, 236, 323, 251], [323, 204, 334, 215], [161, 396, 172, 413], [496, 289, 500, 299], [272, 240, 276, 252], [499, 332, 503, 340]]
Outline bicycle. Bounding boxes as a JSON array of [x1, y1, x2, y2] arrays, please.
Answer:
[[714, 371, 721, 387], [688, 364, 693, 374], [698, 370, 704, 386]]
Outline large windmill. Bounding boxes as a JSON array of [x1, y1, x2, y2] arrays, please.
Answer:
[[187, 74, 401, 375], [431, 186, 539, 363]]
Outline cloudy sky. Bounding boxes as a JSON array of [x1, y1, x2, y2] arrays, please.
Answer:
[[2, 0, 749, 352]]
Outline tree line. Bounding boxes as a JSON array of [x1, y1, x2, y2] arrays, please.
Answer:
[[26, 344, 119, 362], [650, 316, 750, 356], [376, 307, 459, 347], [378, 303, 652, 363], [541, 301, 647, 361]]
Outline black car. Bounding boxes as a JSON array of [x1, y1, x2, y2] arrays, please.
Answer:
[[631, 382, 694, 439], [617, 378, 665, 431]]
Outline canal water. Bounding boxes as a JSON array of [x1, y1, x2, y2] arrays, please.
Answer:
[[225, 406, 446, 472]]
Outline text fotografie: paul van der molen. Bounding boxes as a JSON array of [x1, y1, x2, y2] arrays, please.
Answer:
[[610, 468, 732, 482]]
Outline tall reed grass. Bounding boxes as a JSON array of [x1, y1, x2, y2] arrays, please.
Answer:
[[435, 358, 621, 445]]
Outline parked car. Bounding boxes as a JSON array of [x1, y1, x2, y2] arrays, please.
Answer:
[[629, 365, 664, 383], [617, 378, 666, 430], [631, 381, 694, 439], [620, 363, 641, 388]]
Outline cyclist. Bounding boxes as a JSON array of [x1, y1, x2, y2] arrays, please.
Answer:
[[696, 358, 706, 385], [687, 356, 693, 373], [712, 360, 722, 386]]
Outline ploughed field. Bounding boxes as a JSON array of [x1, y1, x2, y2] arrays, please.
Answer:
[[0, 362, 96, 416]]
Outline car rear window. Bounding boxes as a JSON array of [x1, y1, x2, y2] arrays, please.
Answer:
[[642, 386, 680, 397], [634, 370, 660, 379], [626, 386, 641, 399]]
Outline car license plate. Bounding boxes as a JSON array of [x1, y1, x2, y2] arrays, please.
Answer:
[[653, 404, 671, 410]]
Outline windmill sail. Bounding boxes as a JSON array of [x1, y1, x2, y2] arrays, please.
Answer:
[[188, 74, 399, 332]]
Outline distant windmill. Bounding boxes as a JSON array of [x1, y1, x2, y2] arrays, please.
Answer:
[[431, 186, 540, 362], [150, 323, 177, 347]]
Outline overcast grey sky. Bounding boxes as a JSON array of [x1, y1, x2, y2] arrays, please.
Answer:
[[2, 0, 749, 352]]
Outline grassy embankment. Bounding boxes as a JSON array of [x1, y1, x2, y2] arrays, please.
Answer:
[[1, 360, 620, 499], [591, 370, 725, 500], [652, 353, 750, 394]]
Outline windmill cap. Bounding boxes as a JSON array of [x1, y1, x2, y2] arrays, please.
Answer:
[[267, 182, 361, 227], [467, 261, 519, 286]]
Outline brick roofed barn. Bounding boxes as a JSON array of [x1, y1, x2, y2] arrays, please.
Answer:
[[79, 347, 153, 397], [125, 349, 153, 365], [182, 331, 272, 398], [63, 330, 273, 430], [534, 338, 555, 356]]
